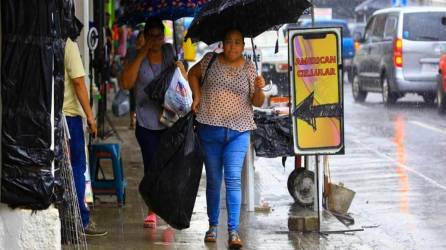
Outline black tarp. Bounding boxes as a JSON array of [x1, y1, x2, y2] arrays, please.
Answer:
[[252, 111, 294, 158], [1, 0, 77, 209]]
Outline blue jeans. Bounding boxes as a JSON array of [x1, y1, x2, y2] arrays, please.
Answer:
[[197, 123, 250, 232], [66, 116, 90, 228]]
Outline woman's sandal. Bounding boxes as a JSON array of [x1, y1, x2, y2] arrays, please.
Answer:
[[204, 226, 218, 243], [228, 230, 243, 249]]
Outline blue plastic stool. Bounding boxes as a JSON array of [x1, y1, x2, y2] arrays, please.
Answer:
[[89, 143, 126, 205]]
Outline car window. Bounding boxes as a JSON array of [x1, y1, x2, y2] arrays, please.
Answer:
[[352, 24, 366, 38], [383, 15, 398, 40], [403, 12, 446, 41], [371, 14, 386, 42], [364, 17, 375, 44]]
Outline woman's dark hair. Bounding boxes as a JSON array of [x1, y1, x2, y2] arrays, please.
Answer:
[[222, 27, 244, 42], [144, 17, 165, 36]]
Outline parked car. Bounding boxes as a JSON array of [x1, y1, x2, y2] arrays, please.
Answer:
[[299, 19, 355, 81], [349, 22, 367, 82], [437, 51, 446, 113], [352, 7, 446, 105]]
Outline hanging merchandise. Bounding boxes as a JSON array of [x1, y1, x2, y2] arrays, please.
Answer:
[[139, 113, 204, 230], [112, 89, 130, 117], [1, 0, 78, 209], [182, 37, 196, 62]]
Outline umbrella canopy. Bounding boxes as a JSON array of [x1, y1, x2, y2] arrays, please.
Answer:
[[185, 0, 312, 45], [119, 0, 212, 26]]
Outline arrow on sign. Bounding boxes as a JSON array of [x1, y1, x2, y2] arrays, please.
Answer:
[[292, 92, 343, 131]]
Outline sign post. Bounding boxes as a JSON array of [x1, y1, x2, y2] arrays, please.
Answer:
[[288, 27, 345, 230]]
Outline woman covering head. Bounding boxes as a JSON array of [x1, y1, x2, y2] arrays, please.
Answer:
[[188, 28, 266, 249], [120, 17, 187, 229]]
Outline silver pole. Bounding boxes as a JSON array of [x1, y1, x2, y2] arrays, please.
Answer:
[[250, 38, 258, 71], [311, 0, 315, 27], [0, 0, 3, 198], [173, 19, 178, 55]]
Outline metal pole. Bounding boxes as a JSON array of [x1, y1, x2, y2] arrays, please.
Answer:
[[311, 0, 315, 27], [173, 19, 178, 56], [89, 49, 94, 145], [242, 143, 255, 212], [250, 38, 259, 71], [317, 155, 323, 232], [0, 0, 3, 198], [313, 156, 318, 211], [314, 155, 321, 232]]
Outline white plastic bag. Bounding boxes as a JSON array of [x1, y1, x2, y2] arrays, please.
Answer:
[[163, 67, 193, 117]]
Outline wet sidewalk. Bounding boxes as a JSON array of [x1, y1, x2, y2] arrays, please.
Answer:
[[86, 114, 369, 250]]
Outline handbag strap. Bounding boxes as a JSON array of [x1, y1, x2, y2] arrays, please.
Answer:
[[200, 52, 218, 87], [161, 43, 176, 71]]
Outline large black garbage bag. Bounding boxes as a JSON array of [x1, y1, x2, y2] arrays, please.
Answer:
[[252, 112, 294, 158], [139, 113, 204, 230], [1, 0, 75, 209]]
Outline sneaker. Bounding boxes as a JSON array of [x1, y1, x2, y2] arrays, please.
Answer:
[[228, 230, 243, 249], [204, 226, 218, 243], [143, 213, 157, 228], [84, 222, 108, 237]]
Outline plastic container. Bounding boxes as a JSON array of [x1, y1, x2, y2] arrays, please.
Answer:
[[327, 182, 355, 215]]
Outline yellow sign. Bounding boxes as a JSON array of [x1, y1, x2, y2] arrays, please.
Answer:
[[289, 28, 344, 154]]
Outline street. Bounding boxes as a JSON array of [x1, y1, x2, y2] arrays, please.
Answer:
[[328, 81, 446, 249], [85, 78, 446, 250], [5, 1, 446, 249]]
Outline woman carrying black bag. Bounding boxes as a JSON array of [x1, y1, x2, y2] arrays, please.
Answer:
[[120, 17, 187, 228]]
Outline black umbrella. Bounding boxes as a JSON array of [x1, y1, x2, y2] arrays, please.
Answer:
[[185, 0, 312, 45]]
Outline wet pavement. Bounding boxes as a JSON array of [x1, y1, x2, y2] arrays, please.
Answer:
[[84, 80, 446, 249], [85, 108, 367, 249], [327, 85, 446, 250]]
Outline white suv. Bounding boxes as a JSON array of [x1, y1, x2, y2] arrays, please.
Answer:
[[352, 7, 446, 105]]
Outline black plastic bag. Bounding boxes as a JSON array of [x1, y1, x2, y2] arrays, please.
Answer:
[[1, 0, 74, 209], [112, 89, 130, 117], [139, 113, 204, 230], [252, 112, 294, 158], [143, 63, 176, 106]]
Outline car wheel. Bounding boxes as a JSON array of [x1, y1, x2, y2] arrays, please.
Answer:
[[422, 93, 436, 105], [437, 80, 446, 114], [352, 75, 367, 102], [382, 75, 397, 106], [347, 69, 353, 84]]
